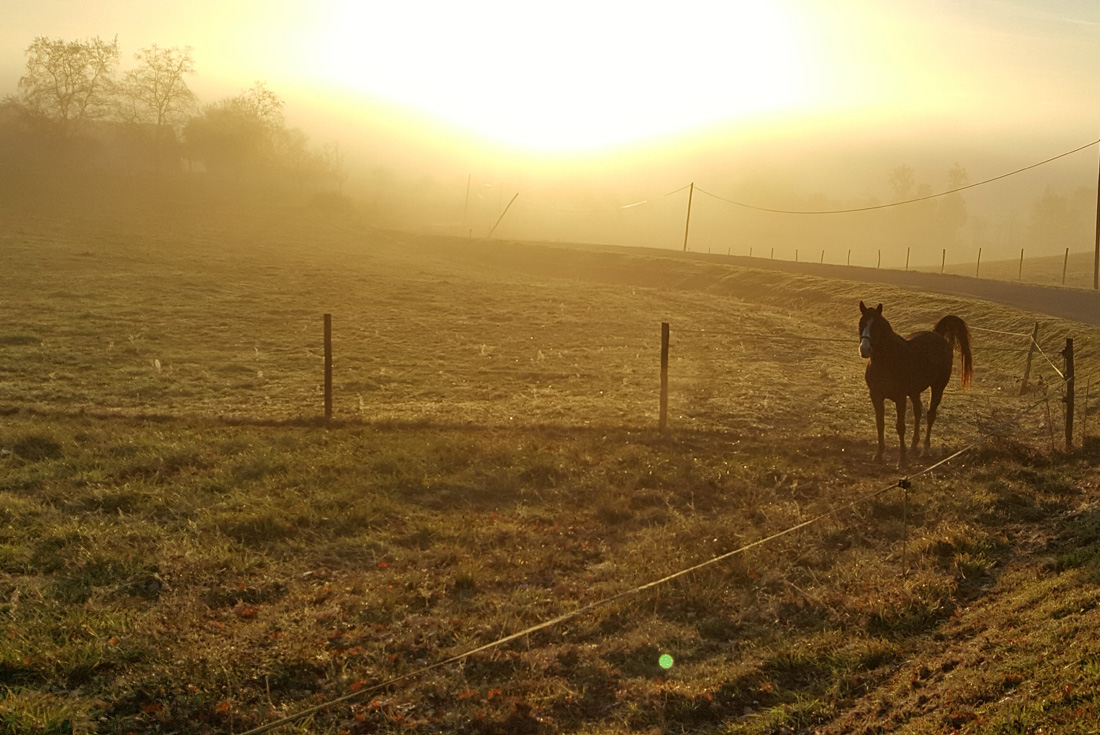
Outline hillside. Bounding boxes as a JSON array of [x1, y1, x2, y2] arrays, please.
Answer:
[[3, 182, 1100, 734]]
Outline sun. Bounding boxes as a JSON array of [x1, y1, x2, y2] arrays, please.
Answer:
[[298, 1, 818, 153]]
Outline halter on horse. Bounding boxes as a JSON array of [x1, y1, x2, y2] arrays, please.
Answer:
[[858, 301, 973, 465]]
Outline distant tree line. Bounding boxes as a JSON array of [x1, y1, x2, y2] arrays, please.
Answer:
[[884, 162, 1094, 260], [0, 35, 346, 187], [885, 162, 970, 250]]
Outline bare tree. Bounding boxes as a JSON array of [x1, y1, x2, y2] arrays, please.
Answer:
[[120, 45, 197, 170], [184, 82, 287, 179], [889, 164, 915, 201], [319, 142, 348, 187], [938, 164, 969, 246], [121, 45, 196, 132], [18, 36, 120, 135], [1027, 185, 1093, 251], [238, 81, 285, 127]]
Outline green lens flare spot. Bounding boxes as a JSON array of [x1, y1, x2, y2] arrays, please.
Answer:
[[659, 654, 674, 670]]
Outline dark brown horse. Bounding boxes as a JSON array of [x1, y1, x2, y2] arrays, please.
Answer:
[[858, 301, 973, 464]]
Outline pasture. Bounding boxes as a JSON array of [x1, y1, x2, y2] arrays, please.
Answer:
[[4, 180, 1100, 734]]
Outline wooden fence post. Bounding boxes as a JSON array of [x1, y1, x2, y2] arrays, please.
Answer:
[[324, 313, 333, 421], [1064, 337, 1075, 450], [1020, 322, 1040, 396], [659, 322, 670, 432]]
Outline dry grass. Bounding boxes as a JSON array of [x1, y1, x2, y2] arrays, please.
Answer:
[[3, 178, 1100, 734]]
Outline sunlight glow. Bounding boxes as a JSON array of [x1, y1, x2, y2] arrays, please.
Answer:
[[295, 1, 817, 153]]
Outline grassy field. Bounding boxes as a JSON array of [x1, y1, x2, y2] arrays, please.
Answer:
[[4, 179, 1100, 734]]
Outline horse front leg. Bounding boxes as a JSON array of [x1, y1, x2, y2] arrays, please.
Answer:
[[895, 398, 908, 466], [872, 395, 886, 462]]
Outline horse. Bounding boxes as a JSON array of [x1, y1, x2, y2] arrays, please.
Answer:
[[858, 301, 973, 465]]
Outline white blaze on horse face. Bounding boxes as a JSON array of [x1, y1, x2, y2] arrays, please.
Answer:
[[859, 322, 873, 358]]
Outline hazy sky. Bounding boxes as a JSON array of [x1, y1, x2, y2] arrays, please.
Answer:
[[3, 0, 1100, 158]]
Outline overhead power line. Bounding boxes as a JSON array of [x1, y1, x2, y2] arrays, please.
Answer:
[[694, 137, 1100, 215], [513, 184, 691, 214], [483, 139, 1098, 219]]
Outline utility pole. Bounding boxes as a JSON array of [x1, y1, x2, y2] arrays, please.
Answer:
[[682, 182, 694, 252], [1094, 144, 1100, 289], [487, 193, 519, 238]]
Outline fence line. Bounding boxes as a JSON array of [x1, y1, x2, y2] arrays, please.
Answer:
[[672, 327, 1034, 347], [1029, 337, 1066, 380], [659, 319, 1084, 447], [664, 319, 1046, 352], [247, 316, 1087, 734], [481, 137, 1100, 288], [505, 139, 1098, 219], [243, 336, 1079, 735], [495, 137, 1095, 222], [970, 326, 1032, 338]]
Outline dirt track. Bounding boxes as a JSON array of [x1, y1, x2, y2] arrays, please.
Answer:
[[441, 235, 1100, 327], [703, 255, 1100, 327]]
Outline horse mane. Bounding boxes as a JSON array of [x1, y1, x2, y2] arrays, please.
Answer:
[[933, 315, 973, 388]]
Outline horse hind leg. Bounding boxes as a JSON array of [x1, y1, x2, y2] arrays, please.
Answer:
[[926, 384, 945, 455], [910, 393, 923, 455]]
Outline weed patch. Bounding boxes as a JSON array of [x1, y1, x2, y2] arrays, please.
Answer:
[[11, 435, 63, 462]]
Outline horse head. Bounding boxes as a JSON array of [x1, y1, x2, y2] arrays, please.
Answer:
[[858, 301, 884, 358]]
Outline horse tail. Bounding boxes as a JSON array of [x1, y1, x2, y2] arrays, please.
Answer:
[[934, 315, 973, 388]]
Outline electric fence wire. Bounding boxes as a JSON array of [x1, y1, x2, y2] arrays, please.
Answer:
[[238, 360, 1082, 735], [238, 137, 1100, 733], [1031, 338, 1066, 380], [513, 184, 692, 214], [969, 326, 1033, 339], [238, 479, 902, 735]]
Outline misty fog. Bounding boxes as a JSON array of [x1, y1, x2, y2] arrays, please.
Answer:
[[326, 111, 1098, 271], [2, 33, 1097, 274]]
